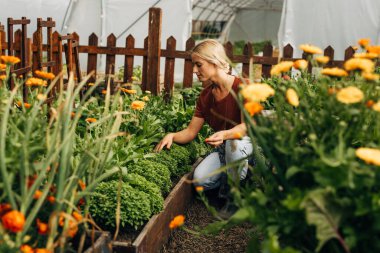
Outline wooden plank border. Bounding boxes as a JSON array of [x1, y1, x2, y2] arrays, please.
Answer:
[[112, 158, 202, 253]]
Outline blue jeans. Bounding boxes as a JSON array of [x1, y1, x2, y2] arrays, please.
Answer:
[[193, 136, 253, 190]]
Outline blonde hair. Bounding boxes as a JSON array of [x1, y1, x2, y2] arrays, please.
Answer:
[[191, 39, 230, 73]]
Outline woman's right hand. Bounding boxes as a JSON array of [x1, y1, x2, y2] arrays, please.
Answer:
[[154, 133, 175, 152]]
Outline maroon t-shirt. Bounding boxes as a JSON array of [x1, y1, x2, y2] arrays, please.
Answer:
[[194, 77, 241, 132]]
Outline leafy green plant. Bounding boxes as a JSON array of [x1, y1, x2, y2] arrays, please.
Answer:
[[89, 180, 152, 230], [127, 160, 171, 194]]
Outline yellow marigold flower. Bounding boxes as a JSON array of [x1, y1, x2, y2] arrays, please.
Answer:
[[131, 76, 139, 81], [299, 44, 323, 54], [241, 83, 275, 102], [366, 45, 380, 55], [26, 77, 47, 87], [20, 245, 34, 253], [195, 186, 204, 192], [0, 55, 21, 65], [142, 95, 149, 101], [316, 56, 330, 64], [286, 88, 299, 107], [320, 67, 348, 77], [0, 63, 6, 70], [244, 101, 263, 116], [88, 82, 95, 86], [120, 87, 137, 94], [344, 58, 375, 73], [35, 70, 55, 80], [358, 38, 370, 47], [336, 86, 364, 104], [37, 93, 47, 101], [0, 75, 6, 81], [169, 215, 185, 229], [293, 59, 308, 70], [373, 101, 380, 112], [354, 52, 378, 59], [85, 118, 97, 123], [131, 100, 145, 110], [355, 147, 380, 166], [362, 72, 379, 81], [270, 61, 293, 76]]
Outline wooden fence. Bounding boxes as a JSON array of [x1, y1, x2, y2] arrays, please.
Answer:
[[0, 8, 360, 101]]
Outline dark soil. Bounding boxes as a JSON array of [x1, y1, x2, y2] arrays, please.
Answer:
[[161, 191, 252, 253]]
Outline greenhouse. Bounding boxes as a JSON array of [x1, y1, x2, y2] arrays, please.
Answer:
[[0, 0, 380, 252]]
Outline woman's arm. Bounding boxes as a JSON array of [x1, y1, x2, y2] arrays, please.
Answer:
[[154, 116, 205, 152], [205, 122, 247, 147]]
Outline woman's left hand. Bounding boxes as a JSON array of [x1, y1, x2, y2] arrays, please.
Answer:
[[205, 131, 225, 147]]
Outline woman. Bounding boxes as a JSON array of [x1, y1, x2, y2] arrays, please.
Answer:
[[154, 39, 253, 201]]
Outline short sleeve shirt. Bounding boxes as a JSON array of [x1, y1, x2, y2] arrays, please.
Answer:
[[194, 77, 241, 132]]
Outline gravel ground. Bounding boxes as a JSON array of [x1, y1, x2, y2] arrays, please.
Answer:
[[161, 193, 252, 253]]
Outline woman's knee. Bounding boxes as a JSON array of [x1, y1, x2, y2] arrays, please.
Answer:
[[225, 137, 253, 162]]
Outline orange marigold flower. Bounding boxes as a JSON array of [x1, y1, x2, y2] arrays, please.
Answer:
[[37, 218, 49, 235], [320, 67, 348, 77], [240, 83, 275, 102], [169, 215, 185, 229], [47, 196, 55, 204], [373, 101, 380, 112], [16, 101, 31, 109], [78, 179, 86, 190], [299, 44, 323, 54], [1, 55, 21, 65], [282, 75, 291, 81], [101, 89, 107, 95], [20, 245, 34, 253], [355, 147, 380, 166], [328, 87, 338, 95], [286, 88, 300, 107], [0, 63, 6, 70], [270, 61, 293, 76], [1, 210, 25, 232], [67, 220, 78, 238], [35, 249, 52, 253], [232, 132, 243, 139], [35, 70, 55, 80], [131, 101, 145, 110], [0, 75, 6, 81], [244, 101, 263, 116], [120, 87, 137, 94], [366, 100, 375, 108], [316, 56, 330, 64], [26, 77, 47, 87], [366, 45, 380, 55], [85, 118, 97, 123], [72, 211, 83, 222], [358, 38, 370, 47], [354, 52, 378, 59], [344, 58, 375, 73], [27, 175, 38, 188], [195, 186, 204, 192], [362, 72, 379, 81], [293, 59, 308, 70], [33, 190, 43, 200], [71, 112, 76, 119], [336, 86, 364, 104]]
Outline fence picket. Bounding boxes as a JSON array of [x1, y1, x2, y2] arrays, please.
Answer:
[[124, 34, 135, 83], [164, 36, 176, 101], [183, 37, 195, 88]]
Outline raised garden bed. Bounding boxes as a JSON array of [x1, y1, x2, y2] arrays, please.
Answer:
[[112, 158, 202, 253]]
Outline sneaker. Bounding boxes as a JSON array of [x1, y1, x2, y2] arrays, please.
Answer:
[[218, 200, 238, 219]]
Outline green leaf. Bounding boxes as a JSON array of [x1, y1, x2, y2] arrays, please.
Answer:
[[285, 166, 303, 179], [301, 188, 342, 252]]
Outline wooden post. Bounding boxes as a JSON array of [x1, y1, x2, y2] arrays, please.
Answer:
[[87, 33, 98, 84], [324, 46, 334, 68], [242, 42, 252, 78], [183, 37, 195, 88], [124, 34, 135, 84], [105, 33, 116, 93], [344, 46, 355, 61], [164, 36, 176, 101], [262, 43, 273, 78], [147, 8, 162, 95], [282, 44, 293, 59], [142, 36, 148, 92], [0, 23, 4, 56], [52, 31, 61, 76], [224, 41, 234, 74]]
